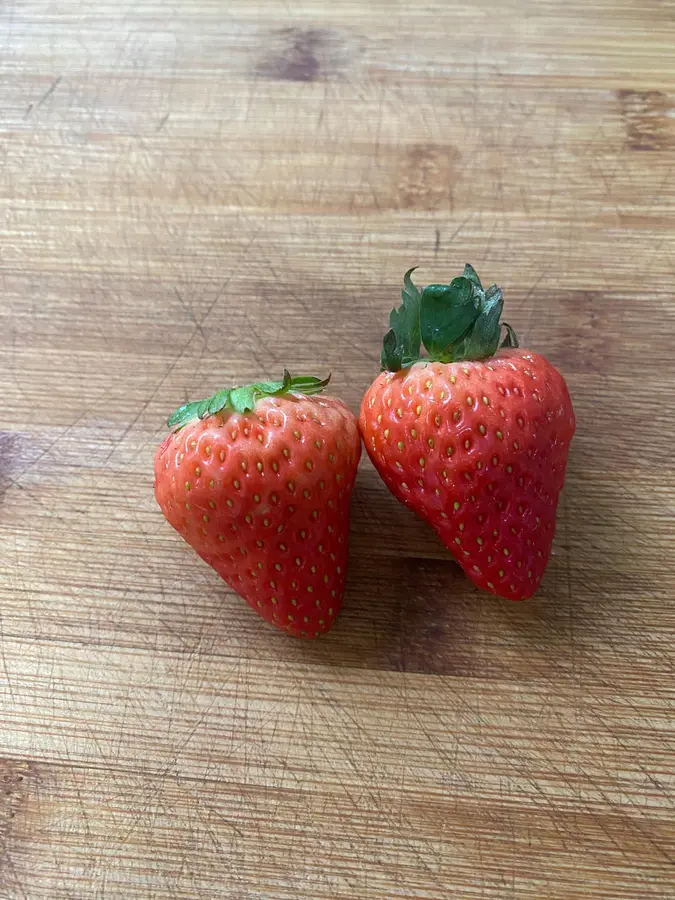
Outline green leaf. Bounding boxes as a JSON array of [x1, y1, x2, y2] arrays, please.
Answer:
[[381, 328, 402, 371], [463, 264, 482, 289], [278, 369, 293, 392], [167, 401, 202, 429], [420, 276, 481, 359], [485, 283, 502, 303], [196, 398, 212, 419], [401, 267, 421, 358], [288, 374, 331, 395], [500, 322, 519, 348], [254, 379, 284, 394], [381, 268, 421, 371], [228, 384, 259, 413], [206, 390, 230, 415], [254, 370, 292, 396], [166, 371, 329, 431], [452, 288, 503, 361], [376, 263, 513, 369]]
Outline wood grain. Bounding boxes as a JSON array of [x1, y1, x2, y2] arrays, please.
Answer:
[[1, 1, 674, 897]]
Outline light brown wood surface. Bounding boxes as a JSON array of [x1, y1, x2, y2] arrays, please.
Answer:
[[1, 1, 675, 897]]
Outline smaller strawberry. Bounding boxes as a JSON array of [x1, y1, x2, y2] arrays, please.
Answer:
[[154, 372, 361, 637], [360, 265, 575, 600]]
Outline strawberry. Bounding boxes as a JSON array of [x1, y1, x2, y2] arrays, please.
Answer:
[[360, 265, 575, 600], [154, 372, 361, 637]]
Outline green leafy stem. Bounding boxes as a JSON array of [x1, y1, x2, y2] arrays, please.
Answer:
[[381, 264, 518, 372], [167, 371, 330, 431]]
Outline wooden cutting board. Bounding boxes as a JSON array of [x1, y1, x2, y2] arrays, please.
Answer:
[[1, 1, 674, 897]]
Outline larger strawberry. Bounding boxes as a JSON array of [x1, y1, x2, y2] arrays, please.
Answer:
[[360, 266, 575, 600], [155, 372, 361, 637]]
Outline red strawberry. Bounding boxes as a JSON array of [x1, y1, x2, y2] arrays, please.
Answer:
[[154, 372, 361, 637], [360, 266, 575, 600]]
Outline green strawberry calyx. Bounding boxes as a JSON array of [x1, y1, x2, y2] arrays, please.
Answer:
[[380, 264, 519, 372], [167, 371, 330, 431]]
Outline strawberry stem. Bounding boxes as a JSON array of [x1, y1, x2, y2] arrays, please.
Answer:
[[381, 265, 519, 372], [167, 370, 330, 431]]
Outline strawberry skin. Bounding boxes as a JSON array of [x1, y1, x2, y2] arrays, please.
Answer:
[[154, 375, 361, 637], [361, 266, 575, 600], [361, 353, 574, 599]]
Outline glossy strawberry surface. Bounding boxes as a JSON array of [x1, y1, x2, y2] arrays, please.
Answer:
[[155, 393, 361, 636], [360, 350, 575, 599]]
